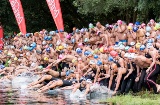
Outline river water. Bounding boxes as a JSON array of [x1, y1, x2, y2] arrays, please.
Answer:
[[0, 75, 110, 105]]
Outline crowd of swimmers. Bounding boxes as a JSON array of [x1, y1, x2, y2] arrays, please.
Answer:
[[0, 19, 160, 97]]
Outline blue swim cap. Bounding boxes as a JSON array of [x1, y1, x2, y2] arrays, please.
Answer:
[[49, 31, 56, 36], [25, 33, 30, 37], [76, 48, 82, 54], [59, 29, 64, 32], [133, 26, 139, 32], [125, 46, 130, 51], [94, 54, 98, 59], [0, 65, 5, 69], [71, 38, 76, 44], [49, 44, 53, 47], [84, 51, 91, 56], [156, 35, 160, 40], [97, 60, 102, 66], [135, 21, 140, 25], [75, 29, 80, 33], [48, 36, 52, 40], [55, 30, 59, 33], [44, 36, 48, 41], [46, 48, 50, 52], [0, 50, 2, 53], [108, 56, 113, 62], [140, 45, 146, 51], [147, 39, 153, 43]]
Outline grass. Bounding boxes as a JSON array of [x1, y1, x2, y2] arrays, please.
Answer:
[[101, 91, 160, 105]]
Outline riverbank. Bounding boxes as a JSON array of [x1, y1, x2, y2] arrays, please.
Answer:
[[101, 91, 160, 105]]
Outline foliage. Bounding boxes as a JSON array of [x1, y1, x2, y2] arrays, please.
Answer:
[[0, 0, 160, 35]]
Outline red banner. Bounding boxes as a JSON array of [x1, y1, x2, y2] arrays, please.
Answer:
[[0, 26, 3, 50], [46, 0, 64, 38], [9, 0, 26, 34]]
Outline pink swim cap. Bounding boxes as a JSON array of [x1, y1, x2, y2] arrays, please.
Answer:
[[66, 34, 71, 39], [39, 31, 43, 34], [78, 43, 83, 46], [129, 23, 133, 26], [110, 50, 118, 57], [59, 54, 63, 59], [117, 20, 122, 24]]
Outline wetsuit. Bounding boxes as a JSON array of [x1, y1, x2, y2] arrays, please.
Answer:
[[85, 68, 97, 80], [79, 84, 86, 92], [61, 80, 73, 87], [144, 51, 160, 93], [99, 69, 109, 86], [121, 62, 136, 94]]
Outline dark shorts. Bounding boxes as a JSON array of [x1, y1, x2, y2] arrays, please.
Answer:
[[61, 80, 73, 87], [44, 77, 58, 85]]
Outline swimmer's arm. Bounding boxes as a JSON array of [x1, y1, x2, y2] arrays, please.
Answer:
[[119, 59, 125, 68], [94, 66, 100, 83], [83, 68, 92, 76], [114, 72, 123, 91], [147, 54, 156, 72], [108, 71, 114, 90], [124, 62, 133, 78], [83, 84, 90, 96], [61, 86, 74, 90], [81, 65, 89, 73], [72, 84, 80, 93], [117, 25, 126, 33], [131, 32, 136, 39]]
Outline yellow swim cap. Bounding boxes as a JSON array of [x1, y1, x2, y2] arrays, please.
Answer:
[[94, 48, 99, 54], [136, 43, 141, 49], [99, 47, 104, 53], [72, 59, 77, 63], [14, 57, 18, 61], [58, 46, 64, 50], [127, 26, 132, 30], [44, 57, 49, 61]]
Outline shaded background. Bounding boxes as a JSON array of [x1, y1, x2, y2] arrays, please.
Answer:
[[0, 0, 160, 36]]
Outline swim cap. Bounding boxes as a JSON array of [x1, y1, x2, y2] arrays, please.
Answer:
[[46, 47, 50, 52], [125, 46, 130, 51], [26, 33, 30, 37], [97, 60, 102, 66], [97, 31, 101, 35], [84, 51, 91, 56], [129, 23, 133, 26], [14, 57, 18, 61], [76, 48, 82, 54], [38, 66, 43, 70], [59, 29, 64, 32], [44, 36, 48, 41], [0, 65, 5, 69], [104, 47, 108, 53], [146, 32, 150, 36], [44, 57, 49, 61], [94, 48, 99, 54], [130, 42, 135, 46], [58, 46, 64, 50], [140, 45, 145, 51], [94, 54, 98, 59], [80, 28, 85, 33], [156, 35, 160, 39], [147, 39, 154, 43], [66, 34, 71, 39], [78, 43, 83, 46], [124, 53, 130, 58], [99, 47, 104, 53], [119, 44, 125, 50], [146, 26, 152, 32], [78, 58, 82, 61], [42, 41, 46, 45], [71, 38, 76, 44], [155, 23, 160, 30], [146, 43, 153, 49], [84, 38, 89, 42], [72, 59, 77, 63], [117, 20, 122, 24], [135, 43, 141, 49], [84, 28, 88, 32], [133, 26, 139, 32], [135, 21, 140, 25], [128, 47, 134, 53], [75, 29, 80, 33], [110, 51, 118, 57], [59, 54, 63, 59], [49, 31, 56, 36], [105, 24, 109, 28], [89, 60, 96, 65], [89, 23, 94, 28], [127, 26, 132, 30], [108, 56, 114, 62], [108, 46, 114, 52], [47, 36, 52, 40]]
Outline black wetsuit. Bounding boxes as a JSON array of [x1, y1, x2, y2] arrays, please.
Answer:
[[79, 84, 86, 92], [99, 69, 109, 86], [144, 52, 160, 93], [85, 68, 97, 80], [121, 62, 136, 94], [61, 80, 73, 87]]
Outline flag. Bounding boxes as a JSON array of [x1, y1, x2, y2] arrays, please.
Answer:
[[9, 0, 26, 34], [46, 0, 64, 39], [0, 26, 3, 50]]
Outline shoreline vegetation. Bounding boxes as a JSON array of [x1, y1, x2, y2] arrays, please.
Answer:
[[101, 91, 160, 105]]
